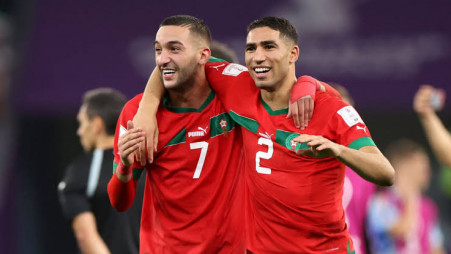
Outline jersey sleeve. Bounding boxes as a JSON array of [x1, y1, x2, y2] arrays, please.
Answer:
[[328, 97, 376, 149], [205, 61, 258, 113], [108, 94, 144, 212], [58, 160, 91, 221]]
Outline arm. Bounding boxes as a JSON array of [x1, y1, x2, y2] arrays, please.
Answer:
[[72, 212, 110, 254], [133, 67, 164, 164], [414, 85, 451, 166], [288, 76, 342, 129], [108, 119, 144, 212], [293, 135, 394, 186]]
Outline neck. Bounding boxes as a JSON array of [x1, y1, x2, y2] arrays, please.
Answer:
[[95, 135, 114, 150], [167, 68, 211, 108], [260, 67, 297, 111]]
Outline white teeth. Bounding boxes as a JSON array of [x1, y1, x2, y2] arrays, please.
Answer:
[[163, 70, 175, 75], [254, 67, 270, 73]]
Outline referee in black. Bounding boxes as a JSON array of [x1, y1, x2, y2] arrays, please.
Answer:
[[58, 88, 144, 254]]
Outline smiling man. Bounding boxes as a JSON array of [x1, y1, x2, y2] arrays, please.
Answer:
[[201, 17, 395, 253], [107, 15, 245, 253]]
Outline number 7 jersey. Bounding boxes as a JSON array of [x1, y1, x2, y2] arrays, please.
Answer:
[[111, 92, 245, 254], [205, 61, 375, 254]]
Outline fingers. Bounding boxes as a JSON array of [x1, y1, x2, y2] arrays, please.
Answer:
[[287, 100, 292, 119], [137, 138, 146, 166], [127, 120, 134, 130], [118, 129, 145, 150], [121, 141, 142, 160], [413, 85, 436, 113], [294, 100, 302, 129], [303, 99, 309, 129], [308, 98, 314, 122], [118, 129, 145, 165], [148, 128, 159, 163]]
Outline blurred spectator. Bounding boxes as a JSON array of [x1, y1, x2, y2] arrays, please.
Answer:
[[413, 85, 451, 167], [210, 40, 239, 63], [58, 88, 144, 254], [367, 139, 445, 254], [332, 83, 376, 254]]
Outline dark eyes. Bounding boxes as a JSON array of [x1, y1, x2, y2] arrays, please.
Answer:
[[245, 45, 276, 52], [245, 46, 256, 52]]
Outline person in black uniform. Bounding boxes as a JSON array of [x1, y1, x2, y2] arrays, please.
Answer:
[[58, 88, 144, 254]]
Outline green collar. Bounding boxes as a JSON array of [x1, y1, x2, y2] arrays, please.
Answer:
[[260, 95, 289, 115], [163, 90, 215, 113]]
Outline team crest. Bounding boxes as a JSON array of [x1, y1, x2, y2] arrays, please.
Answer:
[[285, 133, 301, 150], [219, 119, 228, 137]]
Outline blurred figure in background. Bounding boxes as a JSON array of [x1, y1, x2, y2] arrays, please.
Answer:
[[366, 139, 445, 254], [413, 85, 451, 167], [58, 88, 144, 254], [332, 83, 376, 254], [210, 40, 239, 63]]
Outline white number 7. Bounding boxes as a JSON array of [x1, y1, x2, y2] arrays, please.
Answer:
[[190, 141, 209, 179]]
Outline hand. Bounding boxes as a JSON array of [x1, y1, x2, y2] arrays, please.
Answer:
[[292, 134, 342, 158], [413, 85, 446, 116], [133, 107, 159, 165], [118, 121, 145, 167], [287, 95, 314, 130]]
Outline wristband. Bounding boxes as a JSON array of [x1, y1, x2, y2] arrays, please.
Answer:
[[291, 75, 319, 103], [117, 162, 132, 176]]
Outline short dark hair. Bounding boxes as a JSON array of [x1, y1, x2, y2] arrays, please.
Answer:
[[82, 88, 127, 135], [247, 17, 298, 45], [384, 139, 427, 166], [160, 15, 212, 46]]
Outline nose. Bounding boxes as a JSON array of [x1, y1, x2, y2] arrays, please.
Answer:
[[156, 49, 170, 67], [253, 47, 266, 63]]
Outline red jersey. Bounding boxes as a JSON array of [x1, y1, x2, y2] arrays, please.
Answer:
[[205, 61, 374, 254], [108, 92, 245, 254]]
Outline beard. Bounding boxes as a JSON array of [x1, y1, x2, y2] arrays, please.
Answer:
[[161, 57, 199, 93]]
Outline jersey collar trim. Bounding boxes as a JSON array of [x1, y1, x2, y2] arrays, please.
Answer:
[[260, 95, 289, 115], [163, 90, 215, 113]]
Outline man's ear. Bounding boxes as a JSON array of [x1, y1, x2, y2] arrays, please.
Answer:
[[199, 47, 211, 65], [289, 45, 299, 64], [92, 116, 105, 134]]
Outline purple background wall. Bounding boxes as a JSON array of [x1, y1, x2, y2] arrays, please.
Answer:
[[17, 0, 451, 114]]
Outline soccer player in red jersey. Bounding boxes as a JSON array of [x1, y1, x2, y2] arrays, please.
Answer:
[[135, 17, 395, 253], [107, 15, 246, 253]]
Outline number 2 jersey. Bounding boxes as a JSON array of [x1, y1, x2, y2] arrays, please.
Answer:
[[108, 92, 245, 254], [205, 61, 376, 254]]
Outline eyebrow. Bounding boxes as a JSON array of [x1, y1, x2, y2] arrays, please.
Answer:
[[154, 40, 184, 46], [246, 40, 277, 48]]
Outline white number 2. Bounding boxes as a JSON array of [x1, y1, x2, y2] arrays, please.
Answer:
[[190, 141, 209, 179], [256, 138, 273, 174]]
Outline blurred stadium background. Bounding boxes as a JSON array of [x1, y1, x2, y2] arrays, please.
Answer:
[[0, 0, 450, 253]]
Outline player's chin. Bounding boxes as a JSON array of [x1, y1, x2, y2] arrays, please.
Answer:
[[255, 82, 273, 89]]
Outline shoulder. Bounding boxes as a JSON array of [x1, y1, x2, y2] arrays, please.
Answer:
[[119, 93, 143, 121], [206, 61, 251, 80], [123, 93, 143, 111]]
